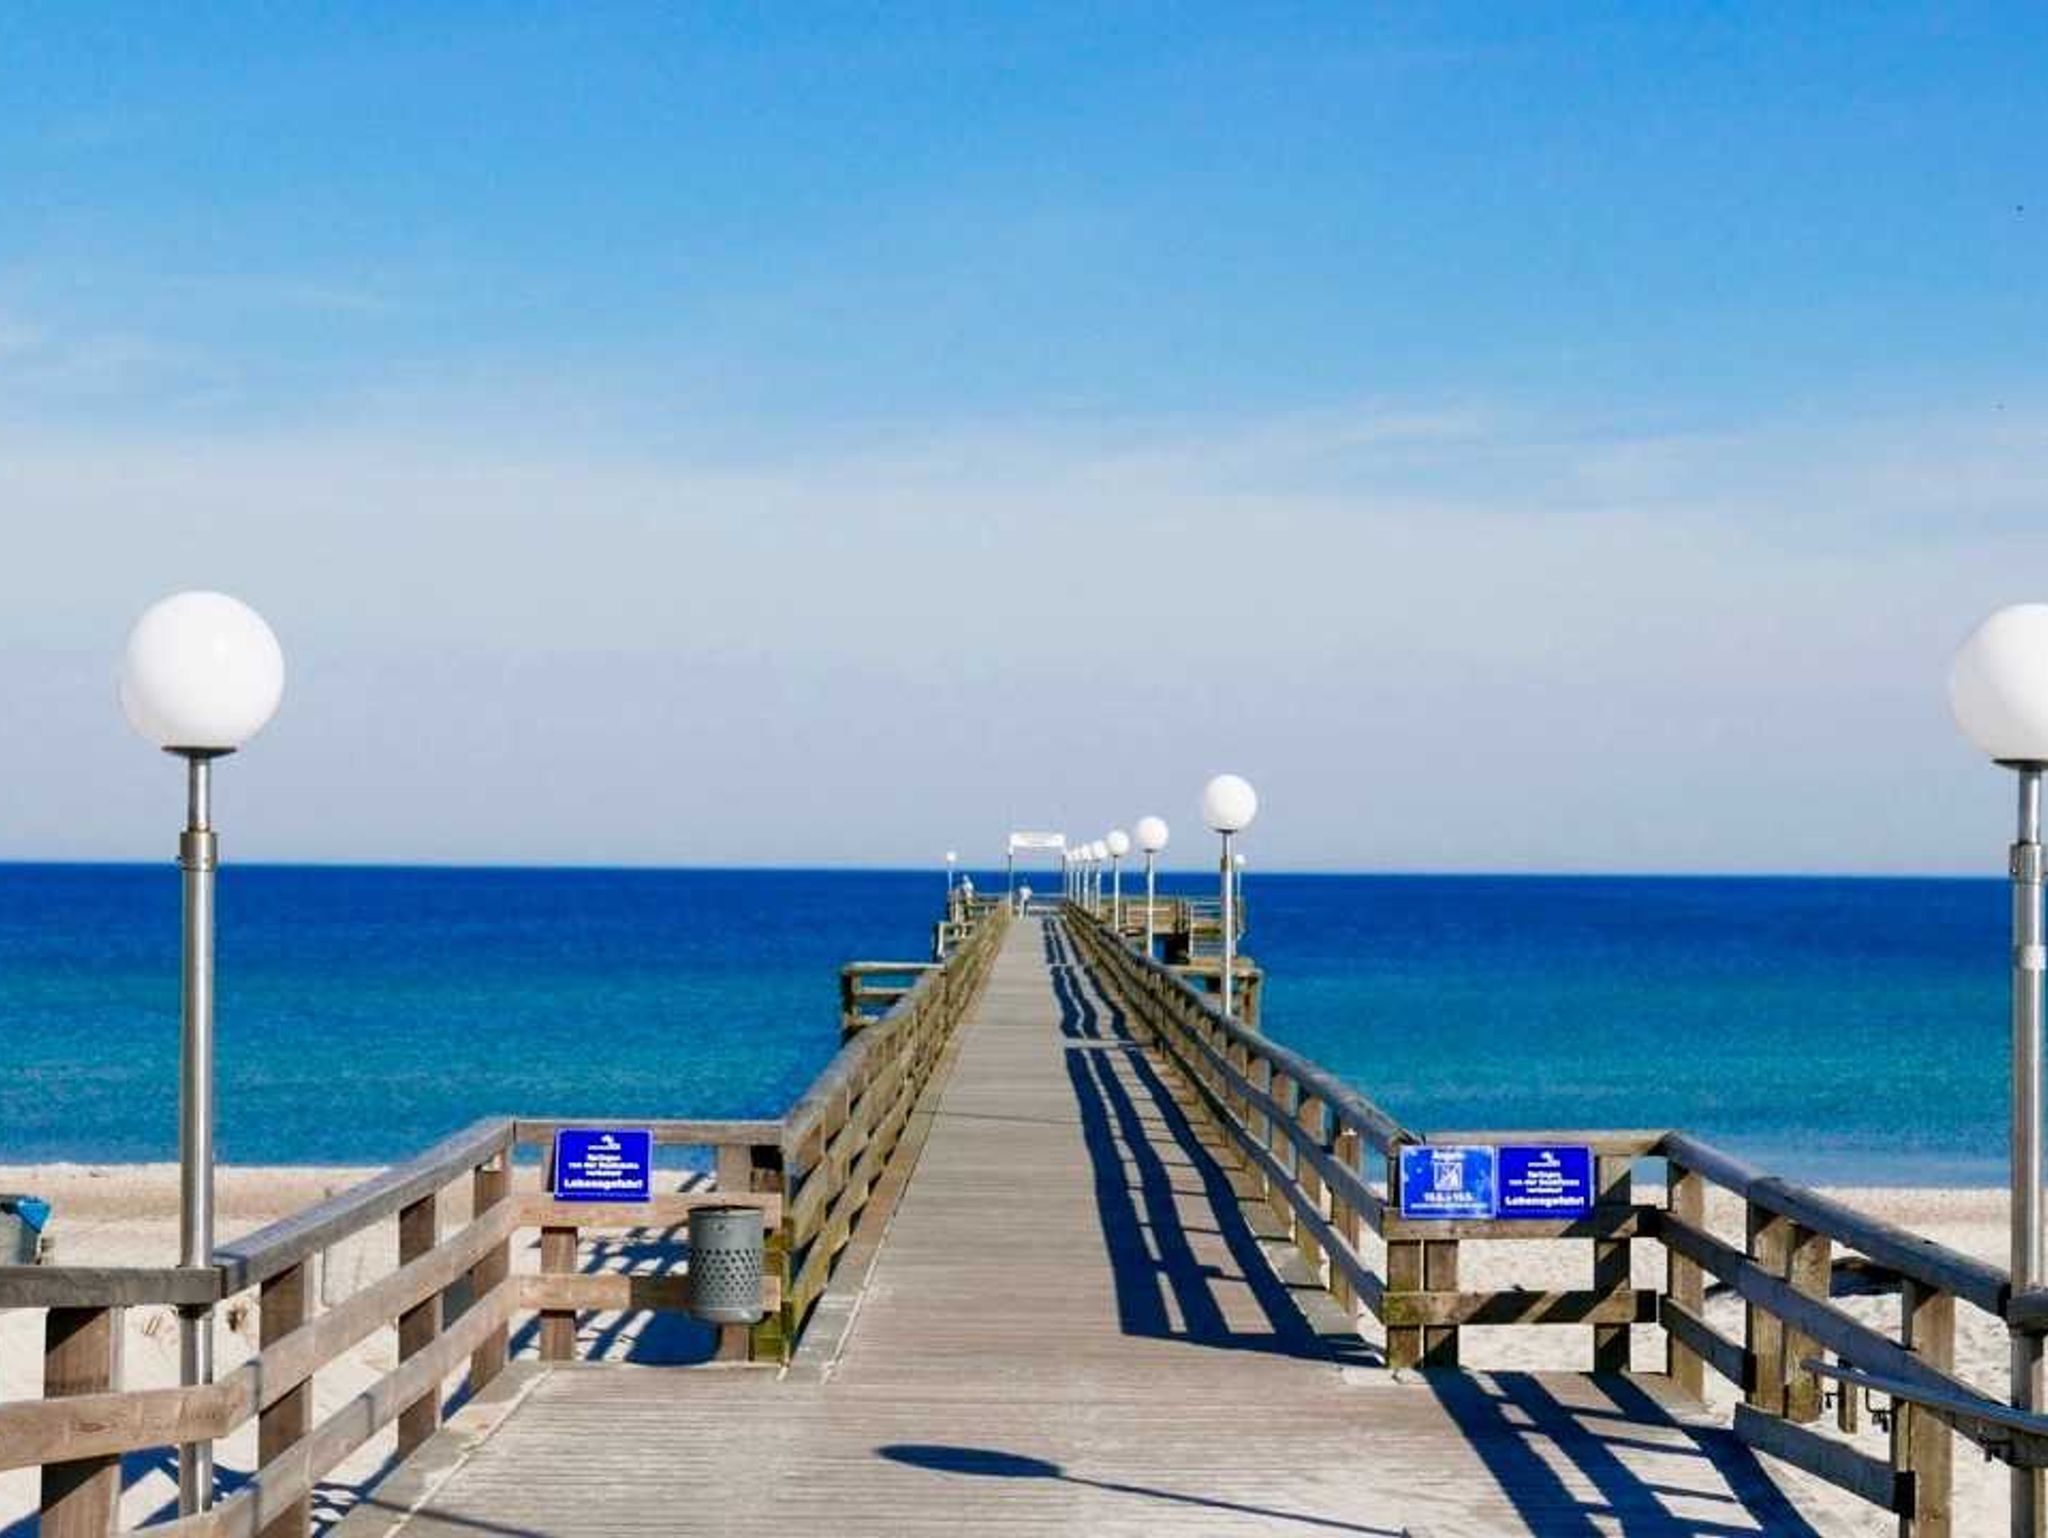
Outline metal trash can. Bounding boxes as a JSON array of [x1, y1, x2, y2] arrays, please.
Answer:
[[0, 1196, 50, 1265], [687, 1205, 764, 1325]]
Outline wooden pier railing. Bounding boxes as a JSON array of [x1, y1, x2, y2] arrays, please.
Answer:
[[837, 961, 934, 1037], [1066, 902, 2042, 1538], [780, 902, 1006, 1347], [0, 900, 1006, 1538]]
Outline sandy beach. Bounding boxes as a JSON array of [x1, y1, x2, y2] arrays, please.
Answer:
[[0, 1165, 2015, 1535]]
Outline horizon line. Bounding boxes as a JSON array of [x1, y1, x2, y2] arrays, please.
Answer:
[[0, 858, 2004, 883]]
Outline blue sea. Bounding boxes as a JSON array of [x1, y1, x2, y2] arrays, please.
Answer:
[[0, 866, 2017, 1185]]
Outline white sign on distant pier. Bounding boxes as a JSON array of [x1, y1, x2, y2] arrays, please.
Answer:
[[1007, 831, 1066, 853]]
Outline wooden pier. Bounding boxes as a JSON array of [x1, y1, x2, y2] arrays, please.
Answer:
[[6, 897, 2048, 1534]]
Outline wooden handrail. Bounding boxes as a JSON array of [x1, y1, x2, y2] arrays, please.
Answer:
[[1661, 1130, 2007, 1316], [0, 1265, 220, 1309], [215, 1117, 517, 1290], [775, 904, 1007, 1339], [511, 1117, 783, 1148], [1067, 903, 1413, 1153]]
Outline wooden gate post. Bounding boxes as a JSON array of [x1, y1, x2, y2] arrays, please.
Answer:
[[40, 1305, 121, 1538]]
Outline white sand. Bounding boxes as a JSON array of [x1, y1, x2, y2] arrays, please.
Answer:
[[0, 1170, 2018, 1534]]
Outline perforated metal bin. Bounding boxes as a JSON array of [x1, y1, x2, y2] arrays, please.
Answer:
[[687, 1204, 765, 1325]]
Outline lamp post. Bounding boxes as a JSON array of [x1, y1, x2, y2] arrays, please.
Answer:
[[1091, 840, 1108, 916], [1106, 829, 1130, 931], [1201, 774, 1258, 1019], [1951, 603, 2048, 1538], [119, 591, 285, 1518], [945, 850, 957, 894], [1234, 851, 1247, 914], [1135, 816, 1169, 958]]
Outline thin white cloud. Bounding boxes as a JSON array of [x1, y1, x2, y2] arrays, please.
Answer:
[[0, 394, 2040, 871]]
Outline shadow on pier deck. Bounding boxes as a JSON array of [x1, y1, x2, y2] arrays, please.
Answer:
[[333, 918, 1835, 1538]]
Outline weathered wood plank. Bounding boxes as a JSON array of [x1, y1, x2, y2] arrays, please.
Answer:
[[517, 1192, 782, 1230], [467, 1155, 511, 1393], [512, 1118, 783, 1149], [1898, 1277, 1955, 1537], [256, 1263, 311, 1538], [0, 1265, 218, 1308], [158, 1282, 517, 1538], [216, 1118, 515, 1290], [1666, 1161, 1707, 1399], [1662, 1131, 2007, 1316], [40, 1305, 121, 1538], [0, 1373, 234, 1472], [255, 1202, 519, 1416], [1384, 1287, 1659, 1329], [1659, 1295, 1749, 1393], [1733, 1402, 1907, 1514], [1379, 1204, 1651, 1242], [395, 1193, 440, 1458], [539, 1226, 577, 1362]]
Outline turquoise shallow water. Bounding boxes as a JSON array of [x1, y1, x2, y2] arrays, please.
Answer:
[[0, 866, 2015, 1183]]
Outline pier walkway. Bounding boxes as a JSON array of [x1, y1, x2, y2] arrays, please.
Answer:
[[339, 918, 1839, 1537]]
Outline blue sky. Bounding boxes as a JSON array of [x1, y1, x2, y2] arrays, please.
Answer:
[[1, 6, 2045, 870]]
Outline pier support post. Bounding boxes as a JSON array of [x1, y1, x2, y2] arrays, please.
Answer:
[[1592, 1155, 1632, 1373], [396, 1193, 442, 1457], [1330, 1128, 1361, 1319], [1423, 1241, 1461, 1367], [1744, 1202, 1790, 1415], [1663, 1161, 1706, 1400], [1293, 1093, 1328, 1285], [715, 1144, 755, 1362], [1895, 1278, 1955, 1538], [540, 1225, 579, 1360], [257, 1262, 312, 1538], [469, 1154, 511, 1392], [40, 1306, 120, 1538], [1784, 1223, 1831, 1423]]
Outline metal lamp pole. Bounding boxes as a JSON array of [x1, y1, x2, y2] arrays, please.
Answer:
[[1219, 830, 1238, 1019], [1143, 851, 1157, 956], [1134, 816, 1169, 960], [177, 751, 223, 1514], [1106, 830, 1129, 932], [121, 590, 285, 1520], [1949, 603, 2048, 1538], [1200, 776, 1257, 1020], [2015, 763, 2045, 1535]]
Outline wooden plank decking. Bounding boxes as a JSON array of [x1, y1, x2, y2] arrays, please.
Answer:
[[342, 918, 1858, 1537]]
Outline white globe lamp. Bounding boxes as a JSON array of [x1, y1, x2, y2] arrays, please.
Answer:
[[1952, 605, 2048, 1484], [1133, 816, 1170, 956], [120, 591, 284, 753], [1202, 773, 1258, 834], [1952, 604, 2048, 764], [1199, 774, 1257, 1019], [119, 590, 285, 1518]]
